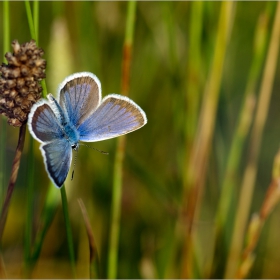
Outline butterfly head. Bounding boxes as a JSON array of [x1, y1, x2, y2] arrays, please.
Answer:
[[72, 143, 79, 151]]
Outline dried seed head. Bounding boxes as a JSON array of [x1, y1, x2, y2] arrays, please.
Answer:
[[0, 40, 46, 127]]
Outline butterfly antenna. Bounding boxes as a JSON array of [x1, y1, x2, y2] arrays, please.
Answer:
[[71, 149, 79, 181], [80, 143, 109, 155]]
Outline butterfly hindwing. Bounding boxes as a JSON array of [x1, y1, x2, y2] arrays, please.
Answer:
[[58, 72, 102, 127], [78, 94, 147, 142], [28, 99, 64, 143], [40, 138, 72, 188], [28, 98, 72, 188]]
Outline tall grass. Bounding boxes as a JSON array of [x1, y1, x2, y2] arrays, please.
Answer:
[[107, 1, 137, 278], [181, 2, 235, 278], [0, 1, 280, 278], [23, 2, 37, 276], [225, 2, 280, 277], [0, 0, 9, 215], [211, 3, 271, 278]]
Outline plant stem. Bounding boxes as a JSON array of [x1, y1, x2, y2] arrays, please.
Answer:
[[216, 7, 269, 235], [24, 1, 39, 275], [0, 124, 27, 241], [210, 5, 271, 278], [24, 1, 36, 40], [0, 1, 10, 208], [41, 79, 47, 98], [107, 1, 137, 278], [225, 2, 280, 278], [3, 1, 9, 54], [60, 186, 76, 278], [30, 184, 59, 266], [108, 136, 126, 279], [181, 2, 235, 278], [33, 1, 39, 44], [166, 3, 204, 278], [26, 1, 47, 97], [78, 199, 100, 278], [24, 136, 34, 277], [184, 1, 203, 162], [237, 148, 280, 278]]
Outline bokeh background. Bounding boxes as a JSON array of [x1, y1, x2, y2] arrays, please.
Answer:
[[1, 1, 280, 278]]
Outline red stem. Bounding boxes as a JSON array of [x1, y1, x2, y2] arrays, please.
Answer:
[[0, 123, 26, 241]]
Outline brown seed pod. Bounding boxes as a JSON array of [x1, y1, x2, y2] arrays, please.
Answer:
[[0, 40, 46, 127]]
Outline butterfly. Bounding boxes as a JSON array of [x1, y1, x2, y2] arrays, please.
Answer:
[[27, 72, 147, 188]]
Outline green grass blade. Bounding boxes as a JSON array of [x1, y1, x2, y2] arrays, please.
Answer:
[[181, 2, 235, 278], [225, 2, 280, 278], [23, 136, 35, 277], [107, 1, 137, 278], [0, 1, 10, 208], [24, 1, 36, 40], [211, 4, 271, 278], [33, 1, 39, 43], [61, 185, 76, 278], [24, 1, 39, 274], [78, 199, 100, 279], [30, 183, 59, 266]]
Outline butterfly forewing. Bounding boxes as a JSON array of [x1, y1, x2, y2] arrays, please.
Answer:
[[78, 94, 147, 142], [41, 139, 72, 188], [28, 100, 64, 143], [58, 73, 101, 127]]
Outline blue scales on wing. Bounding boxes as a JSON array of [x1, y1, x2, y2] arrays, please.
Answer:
[[78, 94, 147, 142], [29, 100, 64, 143], [28, 100, 72, 188], [58, 73, 101, 127], [40, 139, 72, 188]]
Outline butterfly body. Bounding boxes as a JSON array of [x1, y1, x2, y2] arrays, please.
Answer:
[[47, 93, 80, 150], [28, 72, 147, 188]]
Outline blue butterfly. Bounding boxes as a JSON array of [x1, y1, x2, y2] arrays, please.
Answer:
[[28, 72, 147, 188]]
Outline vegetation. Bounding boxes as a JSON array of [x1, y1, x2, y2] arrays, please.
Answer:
[[0, 1, 280, 278]]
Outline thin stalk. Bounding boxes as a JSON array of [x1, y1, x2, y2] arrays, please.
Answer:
[[78, 199, 100, 279], [0, 254, 6, 278], [32, 0, 47, 97], [24, 137, 34, 277], [0, 1, 10, 208], [184, 1, 203, 163], [24, 1, 70, 276], [26, 1, 47, 97], [236, 148, 280, 278], [24, 1, 39, 275], [3, 1, 9, 53], [166, 3, 203, 278], [107, 1, 137, 278], [0, 124, 27, 241], [180, 2, 235, 278], [216, 8, 269, 232], [30, 184, 59, 266], [24, 1, 36, 40], [225, 2, 280, 278], [162, 2, 177, 73], [210, 5, 270, 277], [61, 186, 76, 278], [33, 1, 39, 44], [41, 79, 47, 98], [108, 136, 126, 279]]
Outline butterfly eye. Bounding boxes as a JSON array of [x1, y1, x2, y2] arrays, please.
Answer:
[[72, 143, 79, 151]]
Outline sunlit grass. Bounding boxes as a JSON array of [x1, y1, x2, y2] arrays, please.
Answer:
[[1, 1, 280, 278]]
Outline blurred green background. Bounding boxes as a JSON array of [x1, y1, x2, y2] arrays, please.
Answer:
[[1, 1, 280, 278]]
